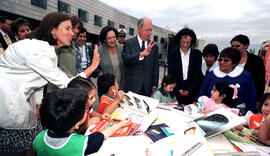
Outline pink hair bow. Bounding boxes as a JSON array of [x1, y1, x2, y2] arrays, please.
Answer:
[[229, 84, 240, 99]]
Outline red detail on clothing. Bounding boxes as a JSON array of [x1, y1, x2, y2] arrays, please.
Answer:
[[249, 114, 264, 129], [98, 95, 114, 113], [84, 110, 90, 123]]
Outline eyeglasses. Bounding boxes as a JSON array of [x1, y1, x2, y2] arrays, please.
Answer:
[[218, 58, 230, 63]]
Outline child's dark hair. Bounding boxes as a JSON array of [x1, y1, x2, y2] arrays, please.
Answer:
[[40, 88, 88, 134], [97, 73, 115, 97], [258, 93, 270, 113], [214, 81, 237, 108], [67, 76, 96, 93], [161, 75, 176, 98]]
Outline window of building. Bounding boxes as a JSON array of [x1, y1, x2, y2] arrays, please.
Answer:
[[108, 20, 115, 27], [58, 0, 71, 14], [78, 9, 88, 22], [160, 37, 166, 44], [119, 24, 125, 29], [31, 0, 47, 9], [94, 15, 103, 27], [154, 35, 159, 42], [129, 28, 134, 36]]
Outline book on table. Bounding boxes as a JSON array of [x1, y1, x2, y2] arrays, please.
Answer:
[[88, 119, 141, 136], [111, 91, 159, 132], [189, 108, 246, 138]]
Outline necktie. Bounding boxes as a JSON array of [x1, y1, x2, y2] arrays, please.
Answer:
[[142, 41, 145, 51], [4, 34, 12, 46]]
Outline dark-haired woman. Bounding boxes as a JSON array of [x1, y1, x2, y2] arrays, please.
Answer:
[[0, 12, 100, 155], [231, 34, 265, 102], [168, 28, 202, 105], [98, 26, 125, 89], [198, 47, 258, 114]]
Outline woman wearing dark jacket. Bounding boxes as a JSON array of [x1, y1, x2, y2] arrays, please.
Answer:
[[168, 28, 202, 105], [231, 34, 265, 102]]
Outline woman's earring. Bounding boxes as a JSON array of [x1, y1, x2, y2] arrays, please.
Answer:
[[52, 34, 56, 39]]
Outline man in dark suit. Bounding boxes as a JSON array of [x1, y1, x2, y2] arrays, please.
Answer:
[[122, 17, 159, 97], [0, 16, 15, 50]]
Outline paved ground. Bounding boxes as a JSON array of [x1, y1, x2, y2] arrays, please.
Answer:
[[91, 66, 168, 111]]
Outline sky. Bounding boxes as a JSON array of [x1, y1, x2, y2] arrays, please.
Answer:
[[100, 0, 270, 52]]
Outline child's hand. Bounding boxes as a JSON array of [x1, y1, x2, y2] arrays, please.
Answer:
[[87, 117, 101, 126], [101, 113, 111, 120], [235, 124, 244, 131], [118, 118, 131, 127], [116, 90, 124, 101], [202, 110, 212, 114], [90, 45, 101, 70], [251, 130, 259, 136]]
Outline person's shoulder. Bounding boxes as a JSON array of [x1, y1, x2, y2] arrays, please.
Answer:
[[240, 70, 254, 81], [18, 39, 47, 46], [117, 43, 123, 50], [98, 44, 105, 52], [248, 52, 264, 63], [29, 39, 50, 46], [125, 36, 136, 43], [191, 48, 202, 55], [170, 46, 180, 55], [16, 39, 52, 52], [153, 88, 162, 95]]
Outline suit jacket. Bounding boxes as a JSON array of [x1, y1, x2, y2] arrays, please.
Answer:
[[168, 47, 202, 96], [122, 36, 159, 96], [98, 44, 125, 89], [245, 52, 265, 101]]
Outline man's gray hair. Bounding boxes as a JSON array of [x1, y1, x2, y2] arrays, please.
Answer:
[[137, 17, 151, 28]]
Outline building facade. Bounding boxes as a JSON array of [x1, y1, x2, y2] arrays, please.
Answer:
[[0, 0, 174, 60]]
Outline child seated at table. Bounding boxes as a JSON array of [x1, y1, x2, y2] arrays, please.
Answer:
[[197, 81, 239, 114], [67, 77, 111, 134], [152, 75, 178, 105], [34, 88, 131, 155], [237, 93, 270, 137], [258, 114, 270, 145], [97, 73, 124, 114]]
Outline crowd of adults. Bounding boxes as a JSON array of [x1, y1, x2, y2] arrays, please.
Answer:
[[0, 12, 266, 155]]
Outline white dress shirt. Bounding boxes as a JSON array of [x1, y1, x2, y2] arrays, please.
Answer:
[[180, 48, 190, 80], [137, 35, 148, 61], [0, 39, 86, 129]]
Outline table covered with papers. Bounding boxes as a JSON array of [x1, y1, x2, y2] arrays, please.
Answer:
[[86, 92, 270, 156]]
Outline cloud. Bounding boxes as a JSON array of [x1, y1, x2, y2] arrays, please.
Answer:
[[100, 0, 270, 49]]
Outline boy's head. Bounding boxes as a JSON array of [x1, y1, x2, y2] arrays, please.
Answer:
[[68, 77, 97, 110], [68, 77, 96, 94], [97, 73, 117, 97], [40, 88, 88, 134]]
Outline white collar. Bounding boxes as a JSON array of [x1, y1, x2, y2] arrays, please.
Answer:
[[213, 66, 244, 78], [137, 35, 146, 47], [180, 48, 190, 56], [0, 29, 6, 37]]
